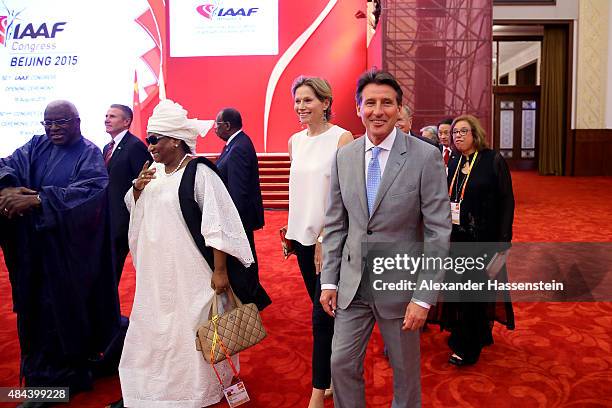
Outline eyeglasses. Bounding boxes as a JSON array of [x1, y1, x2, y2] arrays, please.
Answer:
[[452, 128, 471, 137], [214, 121, 229, 129], [40, 117, 77, 128], [145, 135, 167, 145]]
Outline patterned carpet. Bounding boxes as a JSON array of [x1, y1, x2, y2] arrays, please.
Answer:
[[1, 171, 612, 407]]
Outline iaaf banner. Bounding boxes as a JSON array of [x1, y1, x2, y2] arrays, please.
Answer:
[[0, 0, 156, 157], [170, 0, 278, 57]]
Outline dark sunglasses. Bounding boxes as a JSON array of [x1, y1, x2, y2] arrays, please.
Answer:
[[146, 135, 167, 145]]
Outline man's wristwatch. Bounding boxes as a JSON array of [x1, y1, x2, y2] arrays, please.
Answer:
[[35, 194, 42, 205]]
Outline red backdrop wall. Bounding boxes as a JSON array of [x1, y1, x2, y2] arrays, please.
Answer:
[[164, 0, 367, 154]]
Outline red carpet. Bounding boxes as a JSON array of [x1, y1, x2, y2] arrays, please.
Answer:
[[1, 171, 612, 407]]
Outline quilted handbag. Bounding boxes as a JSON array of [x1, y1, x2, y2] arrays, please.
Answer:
[[196, 288, 267, 364]]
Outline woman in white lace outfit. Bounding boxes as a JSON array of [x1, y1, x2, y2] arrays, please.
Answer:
[[117, 100, 254, 408]]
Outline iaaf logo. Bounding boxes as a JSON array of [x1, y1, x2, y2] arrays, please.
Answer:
[[0, 7, 66, 46], [0, 6, 23, 46], [196, 4, 259, 20]]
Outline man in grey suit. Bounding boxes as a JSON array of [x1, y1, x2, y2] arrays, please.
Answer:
[[320, 70, 451, 407]]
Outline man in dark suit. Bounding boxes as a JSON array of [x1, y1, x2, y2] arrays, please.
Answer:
[[214, 107, 271, 310], [397, 105, 441, 150], [103, 104, 150, 282], [437, 117, 456, 169]]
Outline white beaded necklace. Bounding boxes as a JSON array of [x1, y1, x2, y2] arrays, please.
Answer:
[[165, 154, 189, 176]]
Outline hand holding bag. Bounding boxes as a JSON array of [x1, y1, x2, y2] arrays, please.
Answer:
[[280, 225, 295, 259], [196, 287, 266, 364]]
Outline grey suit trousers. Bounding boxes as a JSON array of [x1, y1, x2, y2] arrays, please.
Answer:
[[331, 297, 421, 408]]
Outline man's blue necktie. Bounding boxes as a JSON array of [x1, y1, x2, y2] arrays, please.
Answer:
[[366, 146, 382, 216]]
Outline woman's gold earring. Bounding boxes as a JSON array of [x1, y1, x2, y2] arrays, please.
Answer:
[[175, 145, 179, 148]]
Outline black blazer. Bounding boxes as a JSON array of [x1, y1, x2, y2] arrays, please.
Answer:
[[215, 131, 264, 232], [409, 130, 441, 151], [442, 145, 459, 164], [104, 131, 151, 240]]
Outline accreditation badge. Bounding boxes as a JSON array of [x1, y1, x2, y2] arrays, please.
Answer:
[[224, 381, 250, 407], [450, 201, 461, 225]]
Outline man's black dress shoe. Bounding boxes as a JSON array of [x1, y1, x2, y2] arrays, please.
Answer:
[[448, 353, 477, 366]]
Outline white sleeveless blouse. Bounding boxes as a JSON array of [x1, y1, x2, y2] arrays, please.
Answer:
[[286, 125, 347, 246]]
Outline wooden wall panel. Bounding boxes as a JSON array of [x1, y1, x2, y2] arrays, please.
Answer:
[[573, 129, 612, 176]]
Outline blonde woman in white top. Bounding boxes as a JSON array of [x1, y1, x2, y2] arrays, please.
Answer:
[[286, 76, 353, 408]]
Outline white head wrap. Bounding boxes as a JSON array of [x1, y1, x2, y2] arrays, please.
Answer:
[[147, 99, 213, 153]]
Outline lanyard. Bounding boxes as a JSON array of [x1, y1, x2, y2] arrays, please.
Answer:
[[209, 314, 240, 387], [448, 151, 478, 202]]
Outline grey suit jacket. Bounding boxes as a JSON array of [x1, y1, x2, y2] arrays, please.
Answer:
[[321, 130, 451, 319]]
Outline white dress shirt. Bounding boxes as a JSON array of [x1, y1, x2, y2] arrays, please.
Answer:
[[321, 128, 431, 309], [225, 129, 242, 145], [364, 127, 397, 181], [109, 129, 128, 155], [442, 145, 452, 174]]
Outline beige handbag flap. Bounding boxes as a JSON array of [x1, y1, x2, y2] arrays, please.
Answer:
[[196, 287, 266, 364]]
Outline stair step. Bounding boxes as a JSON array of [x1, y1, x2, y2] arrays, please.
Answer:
[[259, 175, 289, 183], [263, 199, 289, 209], [254, 155, 288, 210], [262, 191, 289, 199], [259, 168, 290, 175], [260, 182, 289, 191], [257, 153, 289, 159], [259, 160, 291, 168]]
